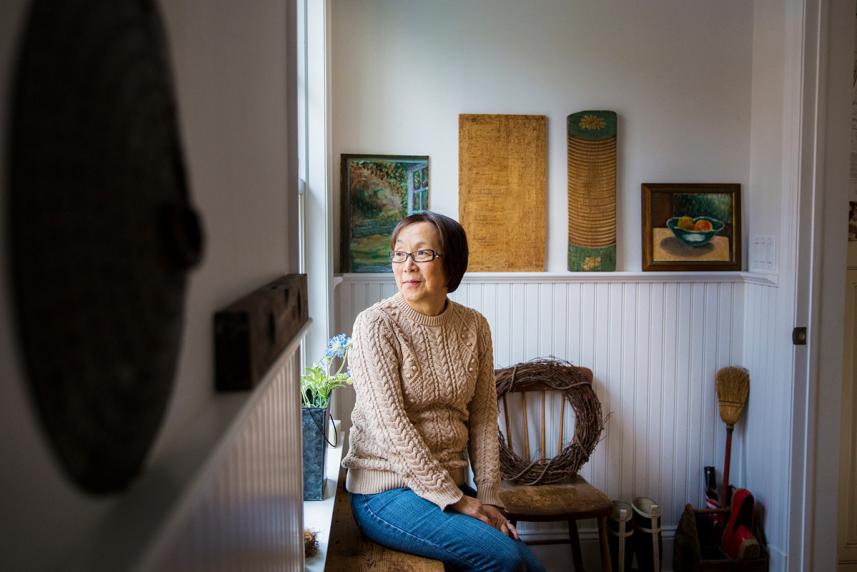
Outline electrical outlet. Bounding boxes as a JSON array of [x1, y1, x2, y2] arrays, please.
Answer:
[[749, 235, 776, 273]]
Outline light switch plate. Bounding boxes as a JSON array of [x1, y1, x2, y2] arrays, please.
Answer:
[[749, 235, 776, 273]]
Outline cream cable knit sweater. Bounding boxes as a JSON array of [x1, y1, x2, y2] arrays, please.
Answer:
[[342, 293, 503, 510]]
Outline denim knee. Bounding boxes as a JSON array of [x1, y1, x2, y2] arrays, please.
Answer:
[[484, 540, 527, 572]]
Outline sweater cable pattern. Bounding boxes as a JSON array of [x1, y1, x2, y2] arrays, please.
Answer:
[[342, 293, 503, 510]]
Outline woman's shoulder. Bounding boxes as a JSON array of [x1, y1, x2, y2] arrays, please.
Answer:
[[450, 302, 493, 354], [354, 296, 397, 330], [450, 300, 490, 330], [352, 297, 403, 356]]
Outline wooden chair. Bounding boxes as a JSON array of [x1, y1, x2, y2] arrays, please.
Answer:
[[497, 367, 613, 572]]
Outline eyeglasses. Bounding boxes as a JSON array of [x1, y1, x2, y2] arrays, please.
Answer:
[[390, 249, 442, 263]]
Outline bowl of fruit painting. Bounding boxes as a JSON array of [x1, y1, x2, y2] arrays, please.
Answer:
[[666, 215, 725, 247], [642, 183, 741, 271]]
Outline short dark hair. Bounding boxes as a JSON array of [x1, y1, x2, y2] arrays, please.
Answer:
[[390, 211, 469, 292]]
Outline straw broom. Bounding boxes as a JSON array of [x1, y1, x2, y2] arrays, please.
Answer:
[[716, 367, 749, 508]]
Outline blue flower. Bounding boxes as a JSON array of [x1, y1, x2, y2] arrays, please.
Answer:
[[325, 333, 352, 358], [301, 333, 353, 408]]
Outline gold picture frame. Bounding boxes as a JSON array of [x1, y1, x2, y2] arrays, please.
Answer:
[[642, 183, 742, 271]]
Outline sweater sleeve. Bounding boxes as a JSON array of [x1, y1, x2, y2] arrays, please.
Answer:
[[350, 310, 464, 510], [467, 315, 504, 507]]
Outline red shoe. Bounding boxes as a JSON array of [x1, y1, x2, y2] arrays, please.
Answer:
[[721, 488, 758, 559], [724, 524, 761, 560]]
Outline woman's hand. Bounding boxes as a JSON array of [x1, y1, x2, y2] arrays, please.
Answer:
[[483, 504, 519, 540], [449, 496, 519, 540]]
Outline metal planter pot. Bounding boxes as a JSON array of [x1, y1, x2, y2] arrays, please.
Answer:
[[302, 406, 329, 501]]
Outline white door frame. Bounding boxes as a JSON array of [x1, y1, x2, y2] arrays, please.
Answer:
[[298, 0, 334, 365], [787, 0, 850, 570]]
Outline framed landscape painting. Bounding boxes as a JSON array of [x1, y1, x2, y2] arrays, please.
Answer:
[[341, 154, 430, 272], [642, 183, 742, 271]]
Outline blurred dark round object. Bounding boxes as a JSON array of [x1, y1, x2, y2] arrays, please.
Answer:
[[8, 0, 203, 494]]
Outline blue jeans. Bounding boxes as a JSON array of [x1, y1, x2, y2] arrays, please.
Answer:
[[349, 484, 546, 571]]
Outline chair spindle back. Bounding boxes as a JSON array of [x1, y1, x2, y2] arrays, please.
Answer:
[[498, 368, 593, 463]]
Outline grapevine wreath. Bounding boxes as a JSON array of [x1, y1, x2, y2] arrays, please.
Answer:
[[495, 358, 605, 485]]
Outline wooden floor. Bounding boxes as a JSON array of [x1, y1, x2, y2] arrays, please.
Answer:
[[325, 470, 443, 571]]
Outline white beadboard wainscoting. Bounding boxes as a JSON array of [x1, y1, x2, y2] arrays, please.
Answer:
[[147, 347, 305, 572], [334, 272, 779, 557], [71, 324, 310, 572], [740, 281, 789, 568]]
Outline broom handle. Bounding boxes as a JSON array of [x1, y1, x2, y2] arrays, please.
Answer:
[[722, 425, 733, 507]]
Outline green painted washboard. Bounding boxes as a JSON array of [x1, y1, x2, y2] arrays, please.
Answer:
[[567, 110, 617, 271]]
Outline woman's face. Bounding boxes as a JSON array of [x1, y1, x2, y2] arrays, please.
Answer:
[[392, 221, 448, 314]]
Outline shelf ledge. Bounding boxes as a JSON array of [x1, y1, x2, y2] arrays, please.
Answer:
[[336, 272, 778, 287]]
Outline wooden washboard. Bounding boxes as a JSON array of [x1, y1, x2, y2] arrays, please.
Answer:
[[459, 114, 547, 272]]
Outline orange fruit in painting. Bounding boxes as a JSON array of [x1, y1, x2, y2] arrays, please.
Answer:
[[693, 219, 713, 231], [677, 216, 694, 230]]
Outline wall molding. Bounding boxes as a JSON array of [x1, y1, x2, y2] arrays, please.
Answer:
[[518, 523, 677, 543], [519, 524, 678, 570], [338, 272, 778, 287]]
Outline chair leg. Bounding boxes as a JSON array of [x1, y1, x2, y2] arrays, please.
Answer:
[[568, 520, 585, 572], [598, 516, 613, 572]]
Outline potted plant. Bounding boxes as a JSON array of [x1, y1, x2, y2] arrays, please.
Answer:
[[301, 334, 352, 500]]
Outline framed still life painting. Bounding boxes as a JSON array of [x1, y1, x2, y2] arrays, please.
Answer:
[[642, 183, 742, 271], [341, 154, 430, 272]]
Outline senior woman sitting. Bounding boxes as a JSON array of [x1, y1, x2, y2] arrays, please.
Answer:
[[342, 211, 545, 571]]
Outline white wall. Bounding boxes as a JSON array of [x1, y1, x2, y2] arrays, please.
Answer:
[[0, 1, 298, 569], [155, 0, 296, 458], [747, 0, 786, 272], [331, 0, 754, 272], [329, 1, 814, 569], [741, 1, 791, 568]]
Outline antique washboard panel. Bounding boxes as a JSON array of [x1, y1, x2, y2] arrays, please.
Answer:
[[567, 111, 617, 271], [459, 114, 547, 272]]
